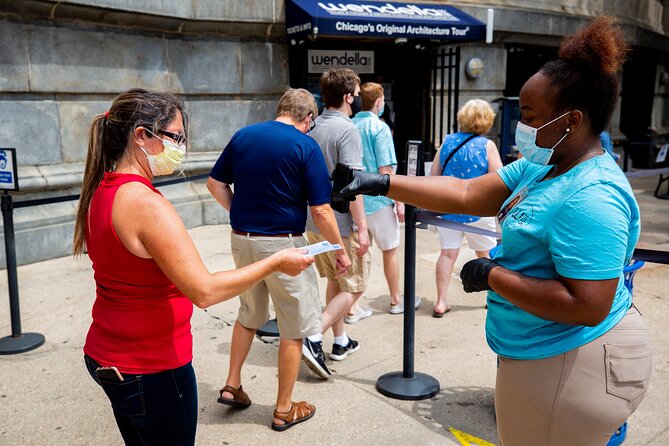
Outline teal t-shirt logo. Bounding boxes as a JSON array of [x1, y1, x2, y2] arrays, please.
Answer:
[[509, 206, 533, 226]]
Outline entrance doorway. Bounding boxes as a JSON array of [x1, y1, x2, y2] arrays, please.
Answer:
[[289, 41, 457, 174]]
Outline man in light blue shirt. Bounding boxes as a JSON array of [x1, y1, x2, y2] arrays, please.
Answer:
[[352, 82, 416, 316]]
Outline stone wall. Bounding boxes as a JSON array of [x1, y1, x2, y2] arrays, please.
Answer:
[[435, 0, 669, 150], [0, 1, 288, 266], [450, 0, 666, 35]]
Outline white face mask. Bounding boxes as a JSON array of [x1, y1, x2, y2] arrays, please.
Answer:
[[140, 130, 186, 176], [515, 111, 571, 166]]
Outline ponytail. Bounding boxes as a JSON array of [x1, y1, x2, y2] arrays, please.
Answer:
[[73, 114, 107, 256]]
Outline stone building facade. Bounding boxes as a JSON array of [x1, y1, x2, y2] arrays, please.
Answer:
[[0, 0, 667, 265]]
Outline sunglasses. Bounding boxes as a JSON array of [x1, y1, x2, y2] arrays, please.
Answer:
[[157, 129, 186, 146]]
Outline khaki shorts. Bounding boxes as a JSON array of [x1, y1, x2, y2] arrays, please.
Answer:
[[305, 231, 370, 293], [230, 233, 322, 340], [366, 204, 400, 251], [437, 216, 497, 251]]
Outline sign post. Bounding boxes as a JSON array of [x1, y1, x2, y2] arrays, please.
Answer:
[[0, 148, 45, 354], [376, 140, 440, 400]]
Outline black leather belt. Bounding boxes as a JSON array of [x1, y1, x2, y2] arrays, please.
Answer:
[[232, 229, 302, 238]]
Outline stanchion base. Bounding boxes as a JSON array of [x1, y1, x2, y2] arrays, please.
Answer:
[[256, 319, 280, 338], [0, 333, 45, 355], [376, 371, 440, 400]]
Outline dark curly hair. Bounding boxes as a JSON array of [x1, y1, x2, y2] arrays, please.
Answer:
[[541, 16, 629, 134]]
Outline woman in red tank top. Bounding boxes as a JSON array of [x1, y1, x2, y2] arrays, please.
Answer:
[[73, 89, 315, 445]]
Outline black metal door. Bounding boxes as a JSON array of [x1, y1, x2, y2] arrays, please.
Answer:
[[426, 47, 461, 157]]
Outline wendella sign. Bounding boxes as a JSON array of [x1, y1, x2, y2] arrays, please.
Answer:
[[285, 0, 486, 41], [308, 50, 374, 73], [317, 2, 458, 21]]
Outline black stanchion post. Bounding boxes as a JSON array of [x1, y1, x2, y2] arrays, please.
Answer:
[[376, 141, 440, 400], [402, 203, 417, 378], [0, 191, 45, 354]]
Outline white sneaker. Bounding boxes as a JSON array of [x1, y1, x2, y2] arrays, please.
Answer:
[[389, 297, 422, 314], [344, 307, 373, 324]]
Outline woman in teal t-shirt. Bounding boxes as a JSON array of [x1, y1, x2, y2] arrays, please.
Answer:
[[339, 17, 651, 445]]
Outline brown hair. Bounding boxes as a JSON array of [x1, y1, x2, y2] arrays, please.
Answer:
[[276, 88, 318, 122], [360, 82, 384, 111], [72, 88, 186, 257], [320, 69, 360, 108], [457, 99, 496, 135], [541, 16, 629, 134]]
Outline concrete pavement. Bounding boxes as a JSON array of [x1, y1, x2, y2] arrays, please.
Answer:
[[0, 175, 668, 445]]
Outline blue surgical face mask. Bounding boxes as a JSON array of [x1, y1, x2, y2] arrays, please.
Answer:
[[377, 101, 385, 117], [515, 111, 571, 166]]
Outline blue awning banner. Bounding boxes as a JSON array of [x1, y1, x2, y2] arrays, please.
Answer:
[[286, 0, 486, 42]]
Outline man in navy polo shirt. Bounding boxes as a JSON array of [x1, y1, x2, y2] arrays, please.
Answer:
[[207, 88, 350, 431]]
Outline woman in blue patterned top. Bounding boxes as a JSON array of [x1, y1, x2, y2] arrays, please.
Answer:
[[429, 99, 502, 317], [340, 17, 650, 445]]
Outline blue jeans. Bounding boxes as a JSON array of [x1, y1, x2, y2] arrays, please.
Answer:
[[84, 355, 198, 446]]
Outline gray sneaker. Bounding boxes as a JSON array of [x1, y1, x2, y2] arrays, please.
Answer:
[[344, 307, 373, 324], [302, 338, 331, 379], [389, 296, 423, 315]]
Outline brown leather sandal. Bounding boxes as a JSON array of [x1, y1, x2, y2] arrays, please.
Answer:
[[271, 401, 316, 432], [217, 384, 251, 409]]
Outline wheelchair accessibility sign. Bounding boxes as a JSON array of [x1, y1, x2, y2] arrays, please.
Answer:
[[0, 148, 18, 191]]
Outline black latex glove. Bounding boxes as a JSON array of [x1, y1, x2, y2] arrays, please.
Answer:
[[339, 170, 390, 198], [460, 258, 500, 293]]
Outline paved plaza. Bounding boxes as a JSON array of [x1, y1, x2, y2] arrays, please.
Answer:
[[0, 175, 668, 445]]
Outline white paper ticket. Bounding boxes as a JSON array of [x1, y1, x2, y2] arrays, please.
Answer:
[[303, 241, 342, 256]]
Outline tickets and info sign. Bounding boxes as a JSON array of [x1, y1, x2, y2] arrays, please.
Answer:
[[656, 143, 668, 164], [406, 140, 422, 177], [0, 148, 18, 191]]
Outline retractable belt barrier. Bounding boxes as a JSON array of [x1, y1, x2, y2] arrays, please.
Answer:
[[631, 248, 669, 265], [417, 209, 669, 265], [417, 210, 501, 239], [13, 173, 211, 209]]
